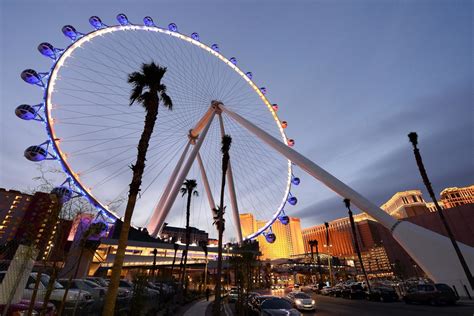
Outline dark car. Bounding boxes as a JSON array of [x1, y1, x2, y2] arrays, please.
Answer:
[[366, 286, 399, 302], [259, 297, 300, 316], [332, 284, 344, 297], [341, 284, 365, 299], [403, 283, 458, 305], [249, 295, 276, 315]]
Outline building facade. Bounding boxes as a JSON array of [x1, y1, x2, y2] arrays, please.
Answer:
[[440, 185, 474, 208], [0, 189, 62, 260], [380, 189, 430, 219], [240, 213, 305, 260]]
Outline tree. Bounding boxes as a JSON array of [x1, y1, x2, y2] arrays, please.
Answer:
[[213, 134, 232, 315], [408, 132, 473, 289], [199, 240, 209, 289], [170, 242, 180, 280], [179, 179, 199, 295], [102, 62, 173, 315]]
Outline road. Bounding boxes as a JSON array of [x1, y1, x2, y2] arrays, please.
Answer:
[[254, 288, 474, 316]]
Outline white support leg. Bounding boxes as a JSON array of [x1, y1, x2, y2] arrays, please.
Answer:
[[147, 141, 192, 234], [219, 103, 474, 290], [196, 152, 217, 215], [218, 114, 243, 243], [150, 110, 217, 237]]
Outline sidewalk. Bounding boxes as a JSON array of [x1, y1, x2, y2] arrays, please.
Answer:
[[183, 297, 214, 316]]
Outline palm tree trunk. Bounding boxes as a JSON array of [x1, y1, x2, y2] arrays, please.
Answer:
[[171, 248, 178, 278], [181, 191, 192, 296], [103, 105, 158, 316], [408, 133, 474, 289], [214, 154, 228, 315]]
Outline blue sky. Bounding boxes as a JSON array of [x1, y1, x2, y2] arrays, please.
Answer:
[[1, 0, 472, 237]]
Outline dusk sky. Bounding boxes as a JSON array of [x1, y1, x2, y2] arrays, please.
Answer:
[[1, 0, 472, 239]]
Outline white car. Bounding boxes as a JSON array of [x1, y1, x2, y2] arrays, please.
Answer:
[[286, 291, 316, 311]]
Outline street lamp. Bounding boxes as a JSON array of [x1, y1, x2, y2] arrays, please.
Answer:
[[324, 222, 333, 286]]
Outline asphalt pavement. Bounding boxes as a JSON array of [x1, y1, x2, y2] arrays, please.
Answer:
[[258, 288, 474, 316]]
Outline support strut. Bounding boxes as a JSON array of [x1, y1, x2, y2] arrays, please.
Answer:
[[196, 152, 217, 216], [150, 110, 216, 237], [218, 103, 474, 292]]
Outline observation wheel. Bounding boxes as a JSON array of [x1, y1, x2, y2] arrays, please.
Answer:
[[18, 14, 301, 242]]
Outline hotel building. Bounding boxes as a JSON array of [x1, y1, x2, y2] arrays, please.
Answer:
[[240, 213, 305, 260]]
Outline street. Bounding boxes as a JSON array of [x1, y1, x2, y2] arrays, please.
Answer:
[[253, 288, 474, 316]]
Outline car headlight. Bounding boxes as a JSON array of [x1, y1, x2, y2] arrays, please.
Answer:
[[295, 299, 302, 305], [312, 299, 316, 304]]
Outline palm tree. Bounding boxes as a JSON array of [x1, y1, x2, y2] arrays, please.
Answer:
[[199, 240, 209, 289], [170, 242, 180, 279], [408, 132, 473, 289], [344, 198, 371, 293], [103, 62, 173, 315], [213, 134, 232, 315], [179, 179, 199, 295]]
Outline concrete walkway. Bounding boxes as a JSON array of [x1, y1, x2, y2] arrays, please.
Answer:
[[183, 297, 213, 316]]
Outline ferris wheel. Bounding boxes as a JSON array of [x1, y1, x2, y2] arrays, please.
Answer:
[[17, 14, 301, 243]]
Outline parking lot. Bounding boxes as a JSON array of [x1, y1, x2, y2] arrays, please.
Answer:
[[256, 288, 474, 316]]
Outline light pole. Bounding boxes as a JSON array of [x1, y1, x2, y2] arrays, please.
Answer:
[[324, 222, 333, 286], [408, 132, 473, 289]]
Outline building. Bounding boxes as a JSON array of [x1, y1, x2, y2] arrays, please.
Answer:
[[0, 189, 32, 244], [380, 190, 430, 219], [425, 201, 446, 212], [240, 213, 305, 260], [0, 189, 62, 260], [440, 185, 474, 208], [159, 224, 209, 245], [302, 216, 417, 278]]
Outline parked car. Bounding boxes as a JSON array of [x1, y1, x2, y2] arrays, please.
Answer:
[[341, 284, 365, 299], [249, 295, 276, 315], [58, 279, 107, 300], [331, 284, 344, 297], [286, 291, 316, 311], [366, 286, 399, 302], [320, 286, 333, 296], [0, 299, 55, 316], [228, 288, 240, 302], [259, 297, 301, 316], [0, 271, 93, 315], [118, 279, 159, 298], [85, 277, 109, 288], [403, 283, 458, 305]]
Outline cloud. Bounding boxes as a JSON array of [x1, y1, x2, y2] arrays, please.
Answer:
[[297, 83, 474, 227]]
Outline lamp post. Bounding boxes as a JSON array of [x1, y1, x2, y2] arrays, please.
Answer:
[[324, 222, 333, 286], [408, 132, 473, 289], [152, 248, 158, 282], [344, 199, 371, 292]]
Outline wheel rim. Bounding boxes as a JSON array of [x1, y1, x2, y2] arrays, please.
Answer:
[[39, 23, 293, 240]]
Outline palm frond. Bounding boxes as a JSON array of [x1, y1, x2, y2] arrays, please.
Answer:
[[160, 91, 173, 110]]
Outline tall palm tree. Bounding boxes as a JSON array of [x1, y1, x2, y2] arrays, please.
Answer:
[[103, 62, 173, 316], [180, 179, 199, 295], [344, 198, 371, 293], [170, 242, 180, 279], [199, 240, 209, 289], [408, 132, 473, 289], [213, 134, 232, 315]]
